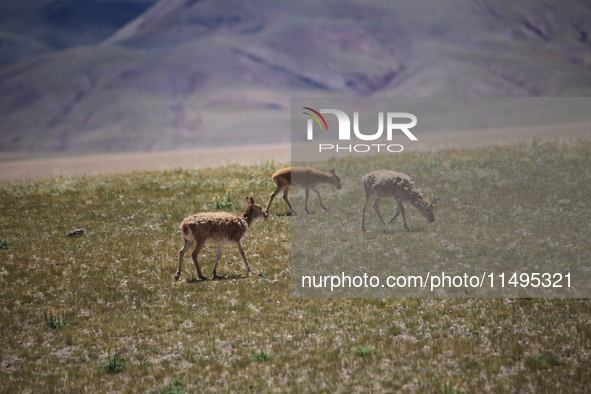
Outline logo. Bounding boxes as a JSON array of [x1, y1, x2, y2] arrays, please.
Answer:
[[303, 107, 418, 153], [302, 107, 329, 139]]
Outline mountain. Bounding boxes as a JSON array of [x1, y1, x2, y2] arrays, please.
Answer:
[[0, 0, 156, 64], [1, 0, 591, 154]]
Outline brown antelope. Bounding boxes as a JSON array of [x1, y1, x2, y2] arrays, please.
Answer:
[[361, 170, 441, 232], [265, 167, 342, 215], [176, 197, 268, 281]]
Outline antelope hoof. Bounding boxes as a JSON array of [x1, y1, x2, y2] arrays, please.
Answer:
[[199, 275, 208, 281], [321, 206, 327, 211], [175, 273, 181, 281], [212, 273, 220, 280]]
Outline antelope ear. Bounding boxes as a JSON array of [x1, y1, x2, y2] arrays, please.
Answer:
[[330, 168, 335, 174], [249, 197, 255, 204]]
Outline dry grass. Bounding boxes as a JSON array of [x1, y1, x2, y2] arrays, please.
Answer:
[[0, 142, 590, 392], [292, 139, 591, 298]]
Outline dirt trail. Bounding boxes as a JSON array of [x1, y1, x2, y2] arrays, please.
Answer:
[[1, 122, 589, 182]]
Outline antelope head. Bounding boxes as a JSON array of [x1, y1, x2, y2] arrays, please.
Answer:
[[329, 168, 342, 190], [414, 196, 441, 222], [245, 197, 269, 222]]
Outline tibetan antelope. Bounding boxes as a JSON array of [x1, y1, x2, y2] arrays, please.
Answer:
[[265, 167, 342, 215], [176, 197, 268, 281], [361, 170, 441, 232]]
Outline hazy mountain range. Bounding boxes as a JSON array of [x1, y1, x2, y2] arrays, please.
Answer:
[[1, 0, 591, 154]]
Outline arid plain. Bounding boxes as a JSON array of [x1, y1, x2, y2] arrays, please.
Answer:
[[1, 121, 589, 181]]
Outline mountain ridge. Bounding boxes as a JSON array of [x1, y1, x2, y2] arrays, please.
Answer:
[[1, 0, 591, 154]]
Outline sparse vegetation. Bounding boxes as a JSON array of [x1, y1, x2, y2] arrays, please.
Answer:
[[0, 142, 590, 392], [160, 377, 186, 394], [352, 345, 375, 357], [101, 352, 126, 374], [251, 349, 273, 361], [43, 308, 69, 329], [441, 380, 465, 394], [524, 353, 561, 371], [0, 239, 8, 249], [388, 325, 404, 336], [213, 188, 233, 210]]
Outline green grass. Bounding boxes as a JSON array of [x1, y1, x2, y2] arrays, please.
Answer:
[[213, 188, 233, 210], [251, 349, 273, 361], [101, 352, 127, 374], [0, 142, 590, 392], [352, 345, 375, 357], [43, 308, 69, 330], [160, 377, 186, 394]]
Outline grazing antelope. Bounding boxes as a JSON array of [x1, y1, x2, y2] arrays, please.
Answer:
[[361, 170, 441, 232], [176, 197, 268, 281], [265, 167, 342, 215]]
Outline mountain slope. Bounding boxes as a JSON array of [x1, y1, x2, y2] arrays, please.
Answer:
[[1, 0, 591, 154], [0, 0, 156, 64]]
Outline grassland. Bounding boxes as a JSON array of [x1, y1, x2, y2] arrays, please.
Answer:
[[292, 138, 591, 298], [0, 141, 590, 393]]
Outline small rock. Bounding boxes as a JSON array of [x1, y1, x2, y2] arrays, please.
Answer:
[[67, 229, 85, 237]]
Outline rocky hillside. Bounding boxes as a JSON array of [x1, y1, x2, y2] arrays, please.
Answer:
[[1, 0, 591, 153]]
